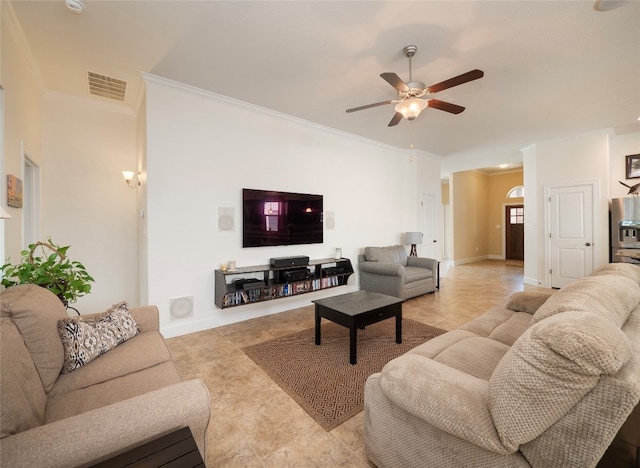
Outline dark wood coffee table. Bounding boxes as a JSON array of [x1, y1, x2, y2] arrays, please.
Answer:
[[90, 426, 204, 467], [313, 290, 404, 365]]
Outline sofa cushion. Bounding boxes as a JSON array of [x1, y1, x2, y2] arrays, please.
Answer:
[[489, 311, 631, 451], [433, 336, 510, 381], [0, 284, 67, 392], [457, 308, 532, 346], [487, 312, 534, 346], [532, 274, 640, 327], [57, 302, 140, 374], [50, 330, 172, 396], [365, 245, 408, 266], [44, 361, 181, 423], [409, 329, 480, 359], [0, 318, 48, 438], [506, 291, 554, 314], [404, 266, 432, 283]]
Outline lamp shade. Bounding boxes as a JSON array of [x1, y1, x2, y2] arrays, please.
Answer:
[[395, 98, 428, 121], [405, 232, 422, 245], [122, 170, 135, 182]]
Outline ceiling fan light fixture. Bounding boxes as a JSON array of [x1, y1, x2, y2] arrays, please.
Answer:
[[395, 98, 428, 121]]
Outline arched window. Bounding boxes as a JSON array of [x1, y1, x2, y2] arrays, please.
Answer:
[[507, 186, 524, 198]]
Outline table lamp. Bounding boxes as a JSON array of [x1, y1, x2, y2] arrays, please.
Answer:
[[405, 232, 422, 257]]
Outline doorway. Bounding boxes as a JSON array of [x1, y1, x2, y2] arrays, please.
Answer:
[[505, 205, 524, 260]]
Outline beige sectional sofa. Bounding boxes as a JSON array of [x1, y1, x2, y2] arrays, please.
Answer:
[[365, 263, 640, 468], [0, 284, 210, 467]]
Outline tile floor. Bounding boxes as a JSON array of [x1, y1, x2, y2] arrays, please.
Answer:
[[166, 259, 542, 467]]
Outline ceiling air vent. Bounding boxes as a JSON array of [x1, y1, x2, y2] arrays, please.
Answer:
[[87, 72, 126, 101]]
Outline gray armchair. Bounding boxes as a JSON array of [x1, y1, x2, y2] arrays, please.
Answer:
[[358, 245, 439, 300]]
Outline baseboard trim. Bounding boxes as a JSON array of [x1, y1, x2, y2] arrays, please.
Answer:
[[523, 276, 544, 287], [453, 255, 490, 265]]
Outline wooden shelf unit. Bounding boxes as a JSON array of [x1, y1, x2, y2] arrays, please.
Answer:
[[215, 258, 353, 309]]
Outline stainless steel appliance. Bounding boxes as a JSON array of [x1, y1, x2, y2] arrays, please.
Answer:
[[611, 197, 640, 264]]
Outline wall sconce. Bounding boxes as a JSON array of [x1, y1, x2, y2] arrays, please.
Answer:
[[0, 205, 11, 219], [122, 170, 139, 188]]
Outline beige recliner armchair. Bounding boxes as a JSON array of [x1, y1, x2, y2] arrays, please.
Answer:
[[358, 245, 439, 299]]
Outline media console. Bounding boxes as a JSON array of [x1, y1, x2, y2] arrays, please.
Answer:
[[214, 257, 354, 309]]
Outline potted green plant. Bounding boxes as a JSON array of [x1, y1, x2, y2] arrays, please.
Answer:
[[1, 238, 94, 312]]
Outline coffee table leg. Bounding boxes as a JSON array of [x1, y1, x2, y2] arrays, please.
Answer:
[[396, 309, 402, 344], [350, 325, 357, 364], [315, 305, 321, 345]]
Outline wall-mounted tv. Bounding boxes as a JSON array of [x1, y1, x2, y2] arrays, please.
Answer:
[[243, 188, 323, 248]]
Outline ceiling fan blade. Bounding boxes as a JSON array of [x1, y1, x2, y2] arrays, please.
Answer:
[[428, 99, 465, 114], [345, 100, 393, 113], [388, 112, 403, 127], [427, 69, 484, 94], [380, 73, 409, 92]]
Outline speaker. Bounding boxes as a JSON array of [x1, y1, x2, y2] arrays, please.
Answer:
[[218, 207, 234, 231], [270, 256, 310, 268], [325, 211, 335, 230], [169, 296, 194, 321]]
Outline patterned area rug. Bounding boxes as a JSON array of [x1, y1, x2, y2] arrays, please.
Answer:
[[243, 318, 446, 431]]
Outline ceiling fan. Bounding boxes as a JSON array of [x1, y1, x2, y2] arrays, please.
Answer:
[[346, 45, 484, 127]]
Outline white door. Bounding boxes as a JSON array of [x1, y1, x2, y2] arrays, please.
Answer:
[[548, 183, 594, 288], [418, 193, 437, 259]]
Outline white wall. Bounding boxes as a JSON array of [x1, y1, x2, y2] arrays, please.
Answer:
[[2, 4, 139, 314], [523, 130, 612, 287], [40, 94, 138, 313], [1, 2, 44, 261], [143, 75, 441, 337]]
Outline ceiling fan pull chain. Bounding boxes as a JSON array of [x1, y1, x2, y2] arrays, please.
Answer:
[[409, 122, 416, 162]]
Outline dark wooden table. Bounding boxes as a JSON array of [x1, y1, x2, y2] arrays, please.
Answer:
[[313, 290, 404, 365], [90, 426, 204, 467]]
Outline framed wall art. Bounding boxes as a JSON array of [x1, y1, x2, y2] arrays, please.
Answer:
[[7, 174, 23, 208], [626, 154, 640, 179]]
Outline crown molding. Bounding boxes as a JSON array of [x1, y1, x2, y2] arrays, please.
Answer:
[[141, 72, 417, 155]]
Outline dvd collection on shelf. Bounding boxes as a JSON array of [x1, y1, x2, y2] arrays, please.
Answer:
[[222, 275, 343, 307]]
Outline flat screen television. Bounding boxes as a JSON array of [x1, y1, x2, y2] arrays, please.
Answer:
[[243, 188, 323, 248]]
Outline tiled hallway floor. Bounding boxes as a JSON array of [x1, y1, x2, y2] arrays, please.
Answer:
[[166, 259, 542, 467]]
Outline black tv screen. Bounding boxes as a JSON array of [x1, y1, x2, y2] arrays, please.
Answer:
[[243, 189, 323, 248]]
